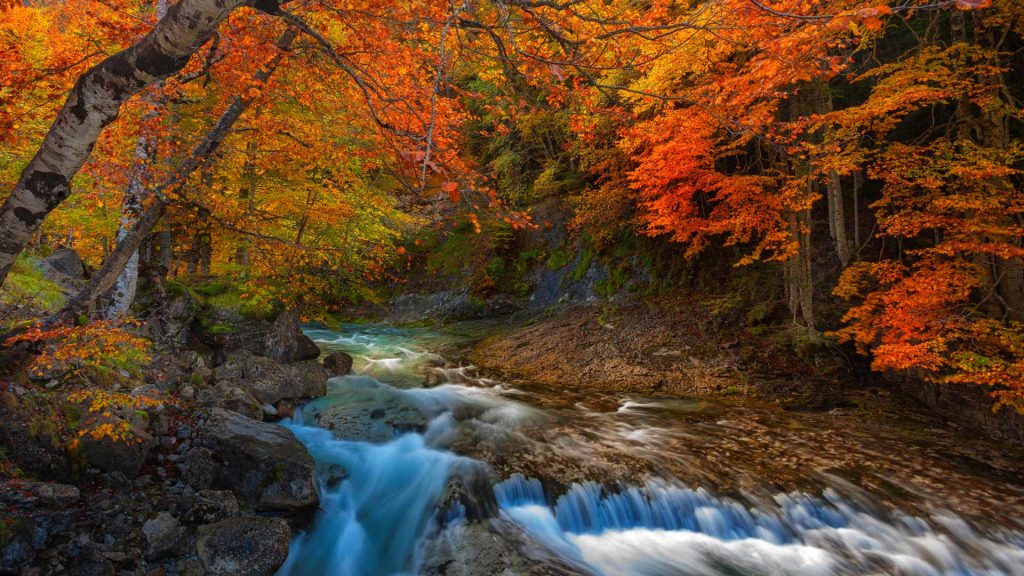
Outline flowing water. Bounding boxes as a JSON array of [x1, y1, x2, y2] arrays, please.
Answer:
[[277, 324, 1024, 576]]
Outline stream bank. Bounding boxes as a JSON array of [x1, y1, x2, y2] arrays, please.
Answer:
[[469, 300, 1024, 446]]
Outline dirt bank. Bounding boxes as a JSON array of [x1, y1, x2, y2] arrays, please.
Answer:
[[469, 300, 835, 397], [467, 300, 1024, 447]]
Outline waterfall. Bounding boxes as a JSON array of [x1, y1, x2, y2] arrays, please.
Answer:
[[493, 475, 1024, 576]]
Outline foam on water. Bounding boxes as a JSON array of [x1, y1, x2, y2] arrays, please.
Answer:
[[277, 411, 477, 576], [493, 475, 1024, 576]]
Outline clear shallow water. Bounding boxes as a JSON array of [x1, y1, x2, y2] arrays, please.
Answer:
[[279, 324, 1024, 576]]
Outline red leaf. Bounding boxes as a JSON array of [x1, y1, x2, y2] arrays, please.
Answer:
[[441, 181, 459, 203]]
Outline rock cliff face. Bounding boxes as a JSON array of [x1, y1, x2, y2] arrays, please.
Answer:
[[893, 375, 1024, 444]]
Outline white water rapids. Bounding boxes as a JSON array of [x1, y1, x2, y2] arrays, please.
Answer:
[[275, 324, 1024, 576]]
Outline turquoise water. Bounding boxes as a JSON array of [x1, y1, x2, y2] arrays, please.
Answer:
[[277, 324, 1024, 576]]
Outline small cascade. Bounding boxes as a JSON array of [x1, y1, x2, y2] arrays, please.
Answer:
[[276, 417, 471, 576], [492, 475, 1024, 576], [494, 473, 548, 508]]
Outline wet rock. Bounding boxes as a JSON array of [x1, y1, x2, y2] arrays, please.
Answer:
[[308, 383, 427, 443], [197, 408, 320, 513], [322, 351, 353, 376], [419, 518, 587, 576], [263, 308, 321, 363], [214, 350, 327, 406], [196, 517, 290, 576], [437, 472, 499, 524], [142, 512, 185, 559], [275, 399, 295, 420]]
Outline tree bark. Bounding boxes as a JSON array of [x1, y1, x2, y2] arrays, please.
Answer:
[[826, 170, 851, 268], [106, 0, 169, 320], [0, 0, 286, 288], [51, 27, 298, 322]]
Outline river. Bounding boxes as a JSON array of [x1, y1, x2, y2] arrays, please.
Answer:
[[275, 323, 1024, 576]]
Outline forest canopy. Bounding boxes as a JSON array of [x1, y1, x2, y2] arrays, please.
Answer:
[[1, 0, 1022, 408]]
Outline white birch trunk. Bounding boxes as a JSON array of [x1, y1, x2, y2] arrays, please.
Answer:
[[0, 0, 285, 288]]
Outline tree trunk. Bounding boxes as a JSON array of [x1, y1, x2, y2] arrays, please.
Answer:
[[158, 230, 173, 276], [186, 206, 211, 276], [826, 170, 851, 268], [106, 0, 169, 320], [51, 27, 298, 322], [0, 0, 286, 288], [785, 207, 816, 331], [852, 169, 862, 252]]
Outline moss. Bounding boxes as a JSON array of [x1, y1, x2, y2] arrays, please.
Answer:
[[702, 292, 745, 320], [546, 249, 572, 271], [206, 290, 275, 320], [567, 245, 594, 283], [596, 266, 629, 298], [0, 255, 65, 312], [207, 322, 238, 335], [192, 280, 232, 298]]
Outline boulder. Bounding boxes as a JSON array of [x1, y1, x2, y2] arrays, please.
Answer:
[[197, 383, 263, 421], [39, 248, 85, 289], [322, 351, 353, 376], [196, 517, 291, 576], [179, 446, 219, 490], [78, 417, 155, 478], [142, 512, 186, 559], [147, 351, 213, 392], [197, 408, 320, 513], [308, 380, 428, 443], [152, 293, 202, 348], [263, 308, 321, 363], [214, 350, 327, 406], [0, 392, 71, 481], [179, 490, 239, 525]]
